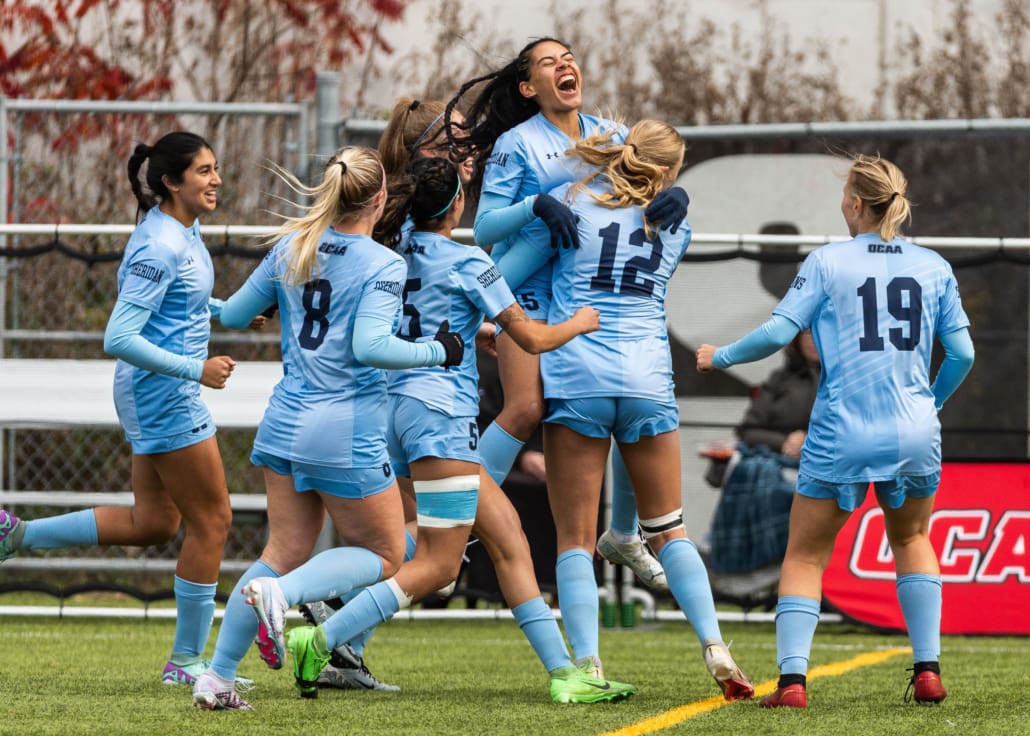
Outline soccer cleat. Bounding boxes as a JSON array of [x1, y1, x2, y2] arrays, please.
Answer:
[[0, 510, 25, 562], [317, 661, 401, 692], [288, 626, 332, 699], [193, 671, 255, 711], [704, 643, 755, 701], [162, 658, 255, 688], [162, 659, 209, 686], [299, 601, 367, 670], [596, 529, 668, 591], [549, 665, 636, 704], [760, 683, 807, 709], [574, 655, 604, 679], [298, 600, 337, 626], [906, 670, 947, 704], [244, 577, 288, 670]]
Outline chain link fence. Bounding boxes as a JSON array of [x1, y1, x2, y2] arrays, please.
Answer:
[[2, 106, 1029, 603]]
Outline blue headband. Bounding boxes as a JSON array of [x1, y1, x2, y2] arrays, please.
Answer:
[[409, 112, 446, 153], [430, 175, 462, 219]]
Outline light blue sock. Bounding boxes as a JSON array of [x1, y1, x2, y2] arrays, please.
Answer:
[[347, 529, 417, 657], [608, 446, 639, 536], [276, 547, 384, 606], [658, 538, 722, 643], [775, 595, 821, 675], [896, 573, 942, 662], [479, 422, 524, 485], [21, 509, 98, 549], [512, 596, 573, 673], [555, 548, 599, 661], [210, 560, 278, 681], [323, 581, 402, 650], [170, 576, 217, 660]]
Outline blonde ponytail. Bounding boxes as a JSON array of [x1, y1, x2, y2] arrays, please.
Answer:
[[269, 147, 385, 285]]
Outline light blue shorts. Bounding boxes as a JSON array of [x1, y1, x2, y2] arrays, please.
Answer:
[[250, 449, 395, 499], [797, 471, 941, 513], [545, 396, 679, 442], [128, 421, 217, 455], [387, 394, 480, 477]]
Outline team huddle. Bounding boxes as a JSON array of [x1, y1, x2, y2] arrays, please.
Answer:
[[0, 37, 973, 713]]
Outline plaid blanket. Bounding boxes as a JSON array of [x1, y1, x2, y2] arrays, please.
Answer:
[[707, 444, 797, 574]]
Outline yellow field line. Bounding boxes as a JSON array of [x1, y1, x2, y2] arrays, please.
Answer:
[[597, 647, 911, 736]]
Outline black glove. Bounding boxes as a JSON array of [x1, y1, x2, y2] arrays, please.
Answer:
[[532, 193, 579, 249], [645, 187, 689, 234], [434, 319, 465, 369], [260, 303, 279, 319]]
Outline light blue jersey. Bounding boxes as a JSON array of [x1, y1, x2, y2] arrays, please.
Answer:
[[483, 112, 625, 313], [112, 207, 215, 444], [247, 230, 408, 468], [774, 233, 970, 482], [541, 181, 691, 401], [389, 230, 516, 416]]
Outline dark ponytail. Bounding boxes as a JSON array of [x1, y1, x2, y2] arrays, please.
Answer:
[[127, 131, 212, 216], [375, 158, 462, 249], [445, 37, 570, 197]]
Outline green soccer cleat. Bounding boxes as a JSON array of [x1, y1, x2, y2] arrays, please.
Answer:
[[0, 510, 25, 562], [287, 626, 332, 699], [549, 665, 636, 704]]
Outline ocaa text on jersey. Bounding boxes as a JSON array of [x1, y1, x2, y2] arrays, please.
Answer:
[[868, 243, 903, 254]]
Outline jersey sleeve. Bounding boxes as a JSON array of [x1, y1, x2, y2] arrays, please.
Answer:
[[481, 129, 529, 200], [936, 265, 971, 336], [103, 300, 203, 381], [772, 250, 825, 329], [356, 257, 406, 324], [456, 250, 517, 320], [473, 191, 537, 247], [117, 239, 179, 312]]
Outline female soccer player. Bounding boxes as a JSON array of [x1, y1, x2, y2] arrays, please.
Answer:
[[191, 146, 463, 711], [445, 37, 688, 594], [499, 119, 753, 698], [0, 131, 243, 686], [697, 154, 974, 708]]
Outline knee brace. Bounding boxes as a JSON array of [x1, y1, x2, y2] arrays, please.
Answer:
[[639, 509, 684, 540], [413, 474, 480, 528]]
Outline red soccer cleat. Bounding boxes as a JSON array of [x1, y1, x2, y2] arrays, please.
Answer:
[[760, 683, 808, 709], [907, 671, 947, 704], [703, 644, 754, 701]]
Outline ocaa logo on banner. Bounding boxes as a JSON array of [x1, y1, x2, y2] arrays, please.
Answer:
[[822, 463, 1030, 635], [847, 508, 1030, 583]]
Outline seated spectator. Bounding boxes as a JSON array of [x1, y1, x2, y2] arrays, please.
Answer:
[[705, 331, 819, 601]]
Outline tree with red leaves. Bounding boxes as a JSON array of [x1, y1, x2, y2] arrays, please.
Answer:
[[1, 0, 409, 103], [0, 0, 410, 223]]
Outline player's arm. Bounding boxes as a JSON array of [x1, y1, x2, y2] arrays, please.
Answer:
[[492, 301, 599, 355], [219, 281, 276, 329], [473, 191, 537, 246], [353, 314, 455, 369], [931, 326, 974, 410], [697, 314, 800, 372], [103, 300, 206, 382]]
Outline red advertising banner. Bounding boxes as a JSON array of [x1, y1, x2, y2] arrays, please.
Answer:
[[822, 462, 1030, 635]]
